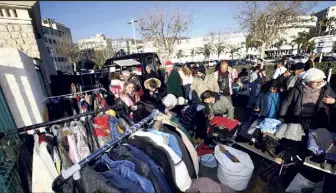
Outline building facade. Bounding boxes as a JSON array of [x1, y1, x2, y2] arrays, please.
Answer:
[[315, 6, 336, 35], [138, 33, 247, 63], [77, 33, 112, 50], [265, 15, 318, 58], [42, 18, 73, 74]]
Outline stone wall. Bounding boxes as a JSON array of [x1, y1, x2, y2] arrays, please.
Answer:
[[0, 7, 41, 58]]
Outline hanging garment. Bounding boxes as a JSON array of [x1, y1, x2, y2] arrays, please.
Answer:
[[52, 166, 122, 193], [147, 129, 183, 158], [186, 177, 236, 193], [131, 131, 192, 191], [214, 144, 254, 191], [126, 144, 172, 193], [128, 135, 182, 193], [107, 115, 124, 140], [70, 121, 91, 160], [50, 125, 74, 171], [159, 125, 197, 178], [32, 135, 58, 193], [95, 163, 145, 193], [18, 134, 34, 193], [93, 114, 112, 147], [98, 154, 155, 193]]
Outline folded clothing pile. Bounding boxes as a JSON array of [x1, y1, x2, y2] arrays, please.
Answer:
[[258, 118, 282, 134], [275, 123, 305, 141]]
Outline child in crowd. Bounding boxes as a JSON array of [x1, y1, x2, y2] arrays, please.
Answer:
[[254, 81, 280, 119]]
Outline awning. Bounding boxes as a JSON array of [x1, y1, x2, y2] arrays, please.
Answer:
[[113, 59, 140, 67]]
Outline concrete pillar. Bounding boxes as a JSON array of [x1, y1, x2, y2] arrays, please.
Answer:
[[0, 48, 45, 129]]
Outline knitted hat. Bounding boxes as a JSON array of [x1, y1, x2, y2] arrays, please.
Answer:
[[162, 94, 188, 110], [304, 68, 326, 82], [290, 62, 305, 70], [165, 61, 173, 67], [196, 66, 206, 74], [162, 94, 177, 110]]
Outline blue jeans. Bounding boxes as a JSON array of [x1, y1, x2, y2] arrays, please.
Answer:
[[100, 154, 155, 193], [126, 144, 172, 193]]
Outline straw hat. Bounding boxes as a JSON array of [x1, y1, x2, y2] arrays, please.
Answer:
[[144, 78, 161, 90]]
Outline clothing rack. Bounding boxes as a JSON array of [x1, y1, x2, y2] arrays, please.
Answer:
[[41, 87, 109, 106], [0, 105, 116, 139], [58, 109, 159, 181]]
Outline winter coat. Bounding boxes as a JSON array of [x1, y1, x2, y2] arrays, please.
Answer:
[[209, 96, 234, 119], [190, 74, 219, 103], [255, 92, 280, 118], [304, 59, 314, 71], [280, 81, 336, 129], [166, 69, 184, 97], [213, 67, 238, 95]]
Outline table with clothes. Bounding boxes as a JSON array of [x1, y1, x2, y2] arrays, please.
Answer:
[[232, 115, 336, 191]]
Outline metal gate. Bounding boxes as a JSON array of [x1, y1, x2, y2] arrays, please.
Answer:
[[0, 86, 23, 193]]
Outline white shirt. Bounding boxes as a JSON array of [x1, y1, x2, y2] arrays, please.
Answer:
[[178, 71, 194, 85], [272, 66, 287, 79]]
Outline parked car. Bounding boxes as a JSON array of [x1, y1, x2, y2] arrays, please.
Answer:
[[291, 55, 308, 63]]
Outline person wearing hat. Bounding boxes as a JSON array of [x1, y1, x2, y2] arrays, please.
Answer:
[[280, 68, 336, 131], [190, 66, 219, 104], [286, 62, 306, 89], [141, 78, 166, 111], [254, 80, 281, 119], [165, 61, 184, 98], [162, 94, 188, 117], [272, 59, 287, 79]]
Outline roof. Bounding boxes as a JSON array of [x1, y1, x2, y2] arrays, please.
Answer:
[[113, 59, 140, 67], [104, 52, 158, 66]]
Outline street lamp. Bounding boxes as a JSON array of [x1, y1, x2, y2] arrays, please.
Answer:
[[128, 18, 138, 53]]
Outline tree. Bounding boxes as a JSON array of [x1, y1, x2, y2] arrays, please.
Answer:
[[236, 1, 316, 59], [137, 7, 192, 60], [176, 49, 184, 61], [227, 45, 240, 60], [210, 31, 230, 60], [198, 43, 213, 60], [92, 46, 115, 69], [291, 32, 309, 54], [56, 35, 81, 65], [245, 34, 262, 52], [190, 48, 196, 61]]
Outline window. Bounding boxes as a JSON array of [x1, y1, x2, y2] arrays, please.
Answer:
[[53, 57, 58, 62], [48, 38, 52, 44], [44, 28, 50, 34], [53, 39, 56, 44], [177, 40, 182, 44], [50, 30, 54, 35], [46, 47, 50, 54], [44, 37, 47, 43]]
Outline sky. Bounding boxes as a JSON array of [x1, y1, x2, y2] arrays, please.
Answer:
[[40, 1, 336, 42]]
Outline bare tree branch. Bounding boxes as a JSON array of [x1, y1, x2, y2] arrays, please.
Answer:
[[137, 7, 192, 60], [56, 35, 80, 65], [235, 1, 316, 59]]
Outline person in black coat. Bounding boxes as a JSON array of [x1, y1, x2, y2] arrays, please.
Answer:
[[143, 65, 160, 82], [279, 68, 336, 131], [140, 78, 166, 112]]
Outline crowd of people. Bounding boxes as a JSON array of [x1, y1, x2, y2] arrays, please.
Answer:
[[78, 55, 336, 191]]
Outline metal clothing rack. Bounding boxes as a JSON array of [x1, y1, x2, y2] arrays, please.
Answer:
[[0, 105, 116, 139], [41, 87, 109, 106], [56, 109, 159, 182]]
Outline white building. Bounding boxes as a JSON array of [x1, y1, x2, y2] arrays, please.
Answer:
[[139, 33, 247, 63], [265, 15, 317, 57], [77, 34, 112, 51], [42, 18, 73, 74], [315, 5, 336, 35], [112, 38, 138, 55]]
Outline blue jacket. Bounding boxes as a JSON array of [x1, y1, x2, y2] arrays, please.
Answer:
[[255, 92, 280, 118], [147, 129, 183, 158], [100, 154, 155, 193], [126, 144, 172, 193], [108, 116, 123, 140]]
